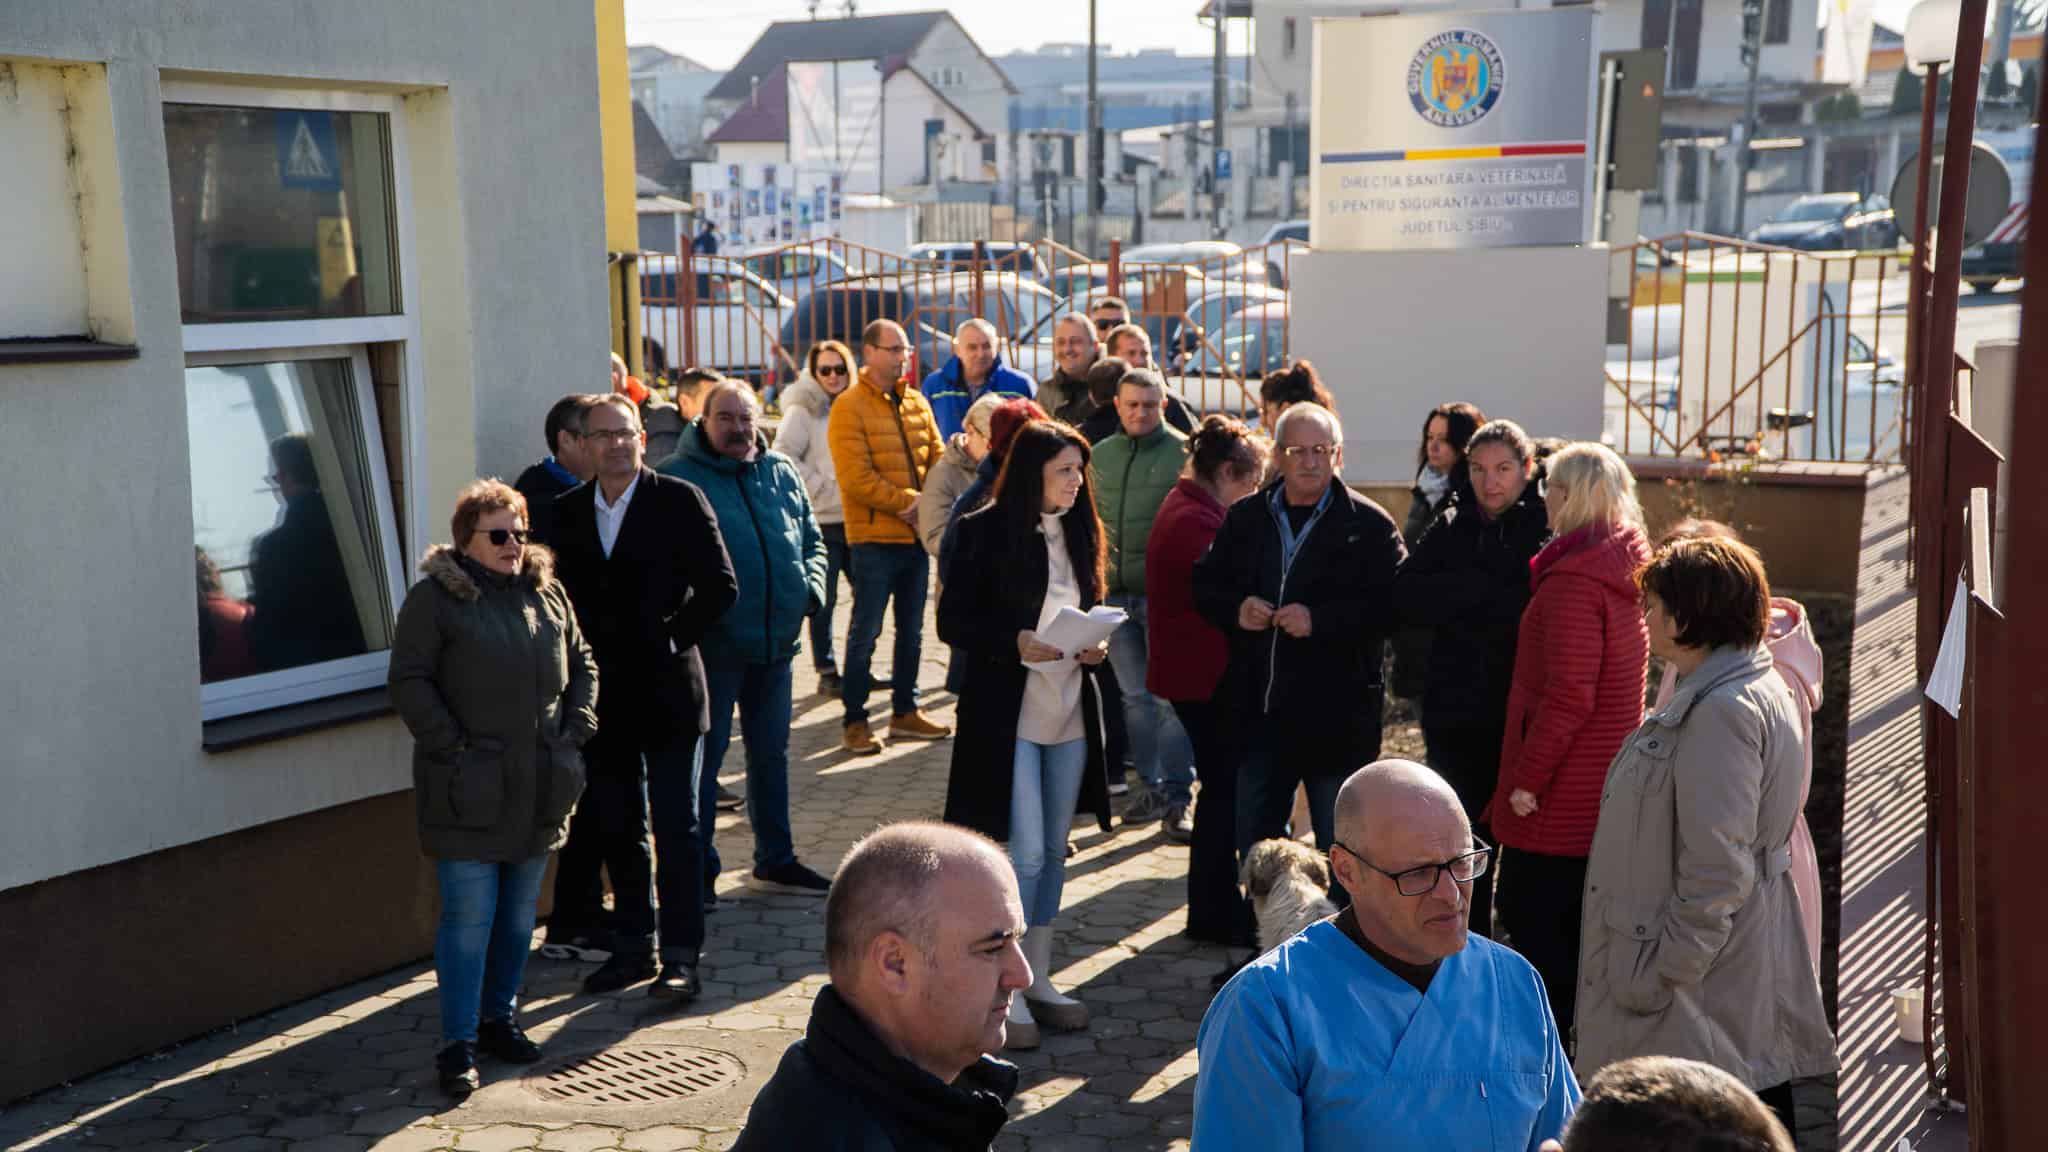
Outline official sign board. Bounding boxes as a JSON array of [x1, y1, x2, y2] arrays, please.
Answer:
[[1311, 10, 1597, 251]]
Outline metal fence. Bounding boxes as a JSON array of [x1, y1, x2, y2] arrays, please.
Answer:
[[1605, 233, 1910, 465], [636, 235, 1310, 421]]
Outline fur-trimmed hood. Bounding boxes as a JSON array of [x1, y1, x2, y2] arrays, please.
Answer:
[[780, 372, 834, 419], [419, 543, 555, 602]]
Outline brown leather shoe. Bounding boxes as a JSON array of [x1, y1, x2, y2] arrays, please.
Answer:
[[842, 721, 884, 755], [888, 710, 953, 740]]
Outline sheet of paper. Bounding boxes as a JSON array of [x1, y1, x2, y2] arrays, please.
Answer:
[[1924, 575, 1967, 719], [1036, 604, 1127, 655]]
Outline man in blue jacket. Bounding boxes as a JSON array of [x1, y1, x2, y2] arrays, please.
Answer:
[[922, 318, 1035, 442], [660, 379, 832, 895]]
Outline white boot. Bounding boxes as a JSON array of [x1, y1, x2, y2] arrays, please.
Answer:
[[1021, 928, 1090, 1031], [1004, 990, 1041, 1051]]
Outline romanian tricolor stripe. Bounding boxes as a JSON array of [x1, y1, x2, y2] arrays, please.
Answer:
[[1319, 141, 1587, 165]]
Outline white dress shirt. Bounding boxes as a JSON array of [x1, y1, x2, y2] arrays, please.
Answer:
[[593, 473, 640, 559]]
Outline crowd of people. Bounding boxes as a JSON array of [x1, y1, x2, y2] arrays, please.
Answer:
[[384, 302, 1836, 1149]]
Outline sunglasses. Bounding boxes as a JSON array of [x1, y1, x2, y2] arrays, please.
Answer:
[[816, 363, 850, 377], [1094, 317, 1123, 330], [477, 527, 529, 546]]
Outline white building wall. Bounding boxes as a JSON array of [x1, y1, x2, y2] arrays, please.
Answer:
[[882, 70, 981, 189], [711, 140, 790, 168], [908, 18, 1010, 142], [631, 69, 725, 158], [0, 0, 605, 890]]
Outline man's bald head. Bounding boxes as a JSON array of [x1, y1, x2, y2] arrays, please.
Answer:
[[825, 821, 1011, 985], [1332, 760, 1478, 965], [1335, 759, 1468, 852]]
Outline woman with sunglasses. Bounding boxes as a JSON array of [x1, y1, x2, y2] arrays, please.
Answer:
[[389, 479, 598, 1097], [773, 341, 856, 694]]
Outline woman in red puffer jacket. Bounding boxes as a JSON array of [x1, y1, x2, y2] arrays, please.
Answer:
[[1488, 442, 1651, 1042]]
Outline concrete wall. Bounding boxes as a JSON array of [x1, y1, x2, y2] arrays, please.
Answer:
[[1288, 247, 1607, 485], [0, 1, 606, 892]]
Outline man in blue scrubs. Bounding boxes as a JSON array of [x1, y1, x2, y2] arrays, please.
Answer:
[[1195, 759, 1578, 1150]]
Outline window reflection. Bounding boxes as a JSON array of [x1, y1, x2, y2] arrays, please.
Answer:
[[165, 105, 399, 322], [186, 359, 391, 682]]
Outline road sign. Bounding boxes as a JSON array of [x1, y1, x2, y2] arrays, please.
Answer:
[[1890, 140, 2014, 250], [1215, 148, 1233, 181]]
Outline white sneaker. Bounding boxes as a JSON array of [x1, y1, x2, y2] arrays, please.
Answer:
[[1004, 992, 1041, 1050], [1020, 929, 1090, 1031]]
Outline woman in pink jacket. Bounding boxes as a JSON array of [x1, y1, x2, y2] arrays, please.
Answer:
[[1650, 520, 1824, 975]]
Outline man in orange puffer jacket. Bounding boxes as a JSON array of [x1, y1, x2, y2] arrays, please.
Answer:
[[827, 319, 952, 755]]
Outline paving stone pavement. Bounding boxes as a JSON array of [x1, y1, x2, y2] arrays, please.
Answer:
[[2, 598, 1224, 1151]]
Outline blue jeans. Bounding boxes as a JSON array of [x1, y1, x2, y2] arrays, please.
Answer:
[[809, 523, 851, 672], [1105, 594, 1195, 805], [435, 856, 548, 1044], [1235, 740, 1343, 857], [701, 646, 797, 882], [1009, 738, 1088, 926], [843, 542, 928, 725]]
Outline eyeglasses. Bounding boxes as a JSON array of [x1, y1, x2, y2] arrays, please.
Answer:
[[1333, 840, 1492, 897], [582, 428, 638, 445], [816, 363, 850, 377], [1280, 444, 1334, 460], [477, 527, 529, 546], [867, 344, 906, 355]]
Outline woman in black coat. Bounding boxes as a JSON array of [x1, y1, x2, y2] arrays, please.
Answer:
[[939, 420, 1114, 1052], [1391, 418, 1550, 938], [1391, 401, 1485, 706]]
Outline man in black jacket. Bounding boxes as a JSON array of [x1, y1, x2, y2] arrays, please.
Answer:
[[548, 394, 738, 1000], [734, 822, 1026, 1151], [513, 394, 596, 546], [1192, 402, 1405, 857]]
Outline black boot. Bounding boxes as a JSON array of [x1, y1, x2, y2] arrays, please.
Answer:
[[437, 1041, 480, 1097], [477, 1018, 543, 1063], [582, 951, 658, 994]]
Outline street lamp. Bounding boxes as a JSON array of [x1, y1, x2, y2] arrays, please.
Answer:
[[1902, 0, 1957, 465]]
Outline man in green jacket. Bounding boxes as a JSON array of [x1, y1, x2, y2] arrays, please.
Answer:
[[1092, 369, 1196, 840], [659, 379, 833, 897]]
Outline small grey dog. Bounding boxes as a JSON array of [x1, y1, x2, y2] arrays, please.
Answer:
[[1241, 837, 1338, 953]]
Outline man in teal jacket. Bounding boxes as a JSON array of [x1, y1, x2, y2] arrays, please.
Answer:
[[1091, 368, 1196, 839], [659, 379, 832, 895]]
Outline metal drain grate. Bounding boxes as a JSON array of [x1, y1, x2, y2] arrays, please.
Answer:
[[529, 1045, 746, 1105]]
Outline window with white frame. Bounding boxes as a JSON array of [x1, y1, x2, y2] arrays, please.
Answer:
[[166, 85, 417, 722]]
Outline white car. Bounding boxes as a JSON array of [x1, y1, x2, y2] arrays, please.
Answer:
[[639, 256, 794, 382]]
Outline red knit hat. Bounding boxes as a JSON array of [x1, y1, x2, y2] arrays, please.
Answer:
[[988, 398, 1049, 459]]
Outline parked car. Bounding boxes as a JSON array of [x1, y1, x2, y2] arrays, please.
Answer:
[[1122, 239, 1244, 267], [778, 271, 1058, 384], [1259, 220, 1309, 287], [640, 256, 794, 382], [1747, 194, 1898, 251], [1177, 300, 1290, 380], [737, 244, 855, 302], [908, 241, 1050, 282]]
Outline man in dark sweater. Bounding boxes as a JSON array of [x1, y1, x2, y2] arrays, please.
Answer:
[[512, 394, 596, 545], [733, 822, 1026, 1151]]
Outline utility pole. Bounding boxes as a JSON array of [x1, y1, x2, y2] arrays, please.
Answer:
[[1988, 0, 2019, 100], [1087, 0, 1102, 256], [1731, 0, 1765, 236], [1211, 0, 1227, 239]]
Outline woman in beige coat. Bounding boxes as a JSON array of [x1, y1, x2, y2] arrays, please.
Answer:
[[1575, 536, 1835, 1138]]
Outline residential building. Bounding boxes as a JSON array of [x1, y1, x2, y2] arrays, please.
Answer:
[[630, 44, 726, 162], [705, 11, 1016, 193], [1, 0, 612, 1100]]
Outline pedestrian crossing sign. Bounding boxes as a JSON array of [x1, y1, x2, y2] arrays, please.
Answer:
[[278, 111, 343, 191]]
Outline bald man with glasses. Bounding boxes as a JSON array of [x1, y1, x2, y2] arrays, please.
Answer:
[[1196, 760, 1579, 1151]]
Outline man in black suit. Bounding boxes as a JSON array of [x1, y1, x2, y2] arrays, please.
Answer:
[[549, 393, 738, 1000]]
